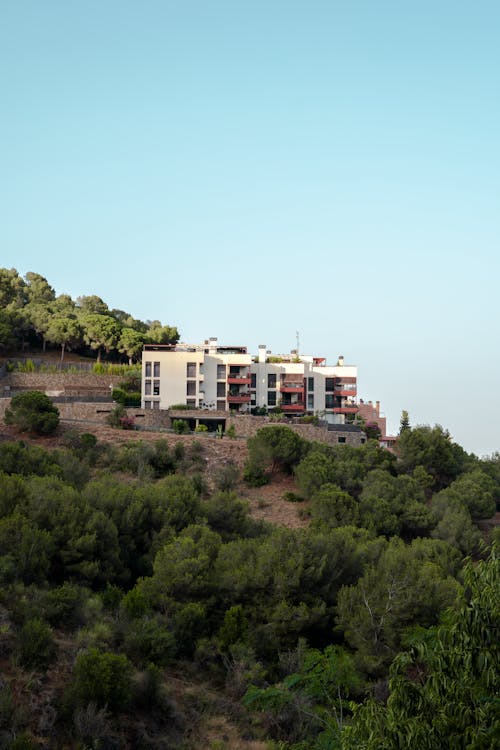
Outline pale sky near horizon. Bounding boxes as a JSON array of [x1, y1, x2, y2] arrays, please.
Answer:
[[2, 1, 499, 456]]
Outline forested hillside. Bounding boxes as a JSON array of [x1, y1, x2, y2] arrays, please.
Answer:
[[0, 268, 179, 363], [0, 418, 498, 749]]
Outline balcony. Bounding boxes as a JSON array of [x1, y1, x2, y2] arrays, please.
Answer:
[[280, 383, 305, 393], [227, 393, 251, 403], [333, 388, 357, 397], [227, 375, 252, 385], [281, 402, 305, 412], [333, 406, 358, 414]]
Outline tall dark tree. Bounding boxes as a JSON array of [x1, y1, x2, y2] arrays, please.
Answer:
[[399, 409, 410, 434]]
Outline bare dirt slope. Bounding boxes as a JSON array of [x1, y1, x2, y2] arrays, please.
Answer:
[[0, 420, 309, 529]]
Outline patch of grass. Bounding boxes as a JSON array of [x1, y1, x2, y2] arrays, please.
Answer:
[[282, 491, 305, 503]]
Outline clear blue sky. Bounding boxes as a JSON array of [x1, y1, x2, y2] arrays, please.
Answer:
[[2, 1, 499, 455]]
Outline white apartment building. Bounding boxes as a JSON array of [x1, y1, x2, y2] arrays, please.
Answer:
[[142, 338, 357, 424]]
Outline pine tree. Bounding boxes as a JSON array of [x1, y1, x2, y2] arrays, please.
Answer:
[[399, 409, 410, 434]]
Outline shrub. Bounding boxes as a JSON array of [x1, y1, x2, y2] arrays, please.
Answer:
[[72, 648, 133, 712], [73, 703, 111, 749], [298, 414, 319, 425], [215, 461, 240, 491], [172, 419, 190, 434], [174, 442, 186, 461], [282, 491, 305, 503], [243, 462, 269, 487], [111, 387, 141, 407], [195, 423, 208, 433], [106, 405, 134, 430], [16, 618, 56, 671], [123, 616, 177, 666], [4, 391, 59, 435], [226, 424, 236, 439], [247, 425, 306, 474]]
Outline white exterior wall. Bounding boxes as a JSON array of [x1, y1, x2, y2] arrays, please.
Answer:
[[142, 343, 356, 417], [142, 350, 205, 409], [142, 348, 251, 411]]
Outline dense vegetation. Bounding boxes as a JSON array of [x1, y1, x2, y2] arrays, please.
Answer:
[[0, 420, 498, 749], [0, 267, 179, 363]]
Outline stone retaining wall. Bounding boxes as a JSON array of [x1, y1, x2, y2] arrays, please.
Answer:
[[0, 374, 365, 446], [0, 398, 364, 446]]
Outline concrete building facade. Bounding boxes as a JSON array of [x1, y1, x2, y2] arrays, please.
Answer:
[[142, 338, 358, 425]]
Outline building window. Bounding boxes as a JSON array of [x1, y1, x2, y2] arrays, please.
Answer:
[[186, 399, 196, 408], [217, 364, 226, 379], [251, 373, 256, 388], [216, 400, 226, 410], [152, 400, 159, 410], [325, 394, 334, 409], [308, 377, 314, 391], [338, 436, 346, 444], [361, 438, 366, 444], [325, 377, 334, 391], [268, 373, 276, 388], [144, 400, 151, 409], [268, 391, 277, 406], [217, 382, 226, 397], [307, 393, 314, 410], [154, 362, 160, 378], [145, 362, 151, 377], [187, 362, 196, 378], [153, 381, 160, 396], [145, 380, 152, 395], [187, 381, 196, 396]]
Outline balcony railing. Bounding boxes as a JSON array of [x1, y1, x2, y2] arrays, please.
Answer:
[[227, 393, 251, 403], [333, 388, 357, 397], [227, 375, 252, 385], [333, 406, 358, 414], [281, 402, 305, 411], [280, 384, 305, 393]]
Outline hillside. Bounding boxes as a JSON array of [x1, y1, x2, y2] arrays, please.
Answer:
[[0, 383, 498, 749]]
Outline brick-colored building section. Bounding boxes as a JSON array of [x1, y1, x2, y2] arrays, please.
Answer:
[[357, 399, 386, 435]]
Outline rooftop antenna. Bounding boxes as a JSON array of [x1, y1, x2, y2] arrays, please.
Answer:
[[296, 330, 300, 358]]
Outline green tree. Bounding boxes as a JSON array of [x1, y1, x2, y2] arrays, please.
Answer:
[[24, 271, 55, 304], [118, 327, 145, 364], [396, 424, 468, 490], [430, 501, 482, 556], [146, 322, 179, 345], [0, 267, 27, 309], [25, 302, 52, 352], [399, 409, 410, 434], [247, 425, 307, 475], [81, 313, 122, 362], [150, 525, 221, 605], [245, 644, 362, 747], [45, 313, 83, 363], [433, 469, 496, 521], [5, 391, 60, 435], [310, 484, 360, 529], [295, 448, 338, 498], [76, 294, 110, 315], [0, 512, 54, 584], [341, 551, 500, 750], [336, 538, 460, 676], [364, 421, 382, 441]]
